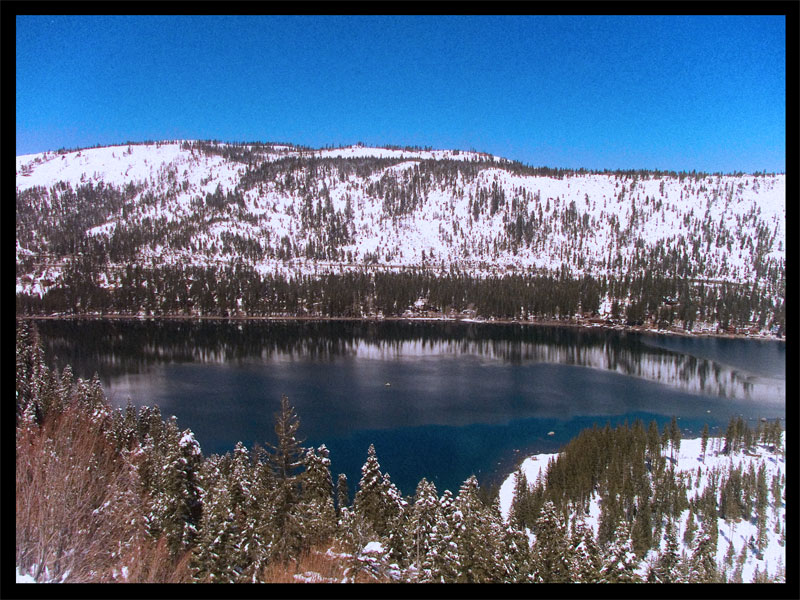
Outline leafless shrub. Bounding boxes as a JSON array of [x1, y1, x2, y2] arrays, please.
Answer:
[[15, 402, 188, 583]]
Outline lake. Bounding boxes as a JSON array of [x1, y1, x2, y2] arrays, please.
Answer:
[[34, 319, 786, 496]]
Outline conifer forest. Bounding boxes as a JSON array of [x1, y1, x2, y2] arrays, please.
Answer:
[[15, 322, 786, 584]]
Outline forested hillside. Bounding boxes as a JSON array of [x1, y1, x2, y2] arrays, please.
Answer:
[[16, 140, 785, 336], [16, 322, 785, 583]]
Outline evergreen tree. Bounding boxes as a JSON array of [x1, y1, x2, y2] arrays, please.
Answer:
[[570, 514, 603, 583], [688, 523, 718, 582], [731, 542, 748, 582], [15, 321, 47, 426], [428, 489, 458, 582], [380, 471, 408, 566], [598, 492, 623, 547], [502, 520, 534, 583], [683, 509, 697, 547], [631, 497, 653, 558], [405, 478, 441, 581], [723, 538, 736, 573], [600, 520, 642, 583], [263, 395, 306, 562], [449, 476, 506, 583], [646, 419, 663, 473], [148, 420, 204, 556], [701, 423, 709, 462], [669, 415, 681, 461], [337, 506, 379, 575], [531, 500, 572, 582], [649, 518, 684, 583], [243, 444, 276, 581], [228, 441, 252, 509], [192, 472, 238, 582], [121, 401, 140, 450], [336, 473, 350, 516], [225, 443, 262, 582], [299, 444, 337, 547], [755, 462, 769, 551], [353, 444, 392, 538], [508, 466, 534, 530]]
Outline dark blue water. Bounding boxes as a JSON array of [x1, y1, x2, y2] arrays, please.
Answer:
[[34, 320, 785, 496]]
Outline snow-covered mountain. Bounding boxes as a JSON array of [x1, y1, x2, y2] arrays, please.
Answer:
[[16, 140, 785, 315]]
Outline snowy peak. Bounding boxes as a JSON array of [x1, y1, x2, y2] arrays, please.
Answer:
[[15, 141, 504, 192]]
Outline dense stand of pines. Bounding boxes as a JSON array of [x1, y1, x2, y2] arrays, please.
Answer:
[[15, 265, 784, 337], [16, 322, 784, 583]]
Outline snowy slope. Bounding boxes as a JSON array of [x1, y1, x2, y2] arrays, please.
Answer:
[[16, 141, 785, 305], [499, 433, 786, 582]]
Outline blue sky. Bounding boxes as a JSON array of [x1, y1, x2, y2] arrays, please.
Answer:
[[16, 15, 786, 173]]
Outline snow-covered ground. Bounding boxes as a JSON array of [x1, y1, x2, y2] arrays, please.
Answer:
[[499, 432, 786, 582], [15, 564, 70, 583], [16, 141, 785, 305], [16, 566, 36, 583]]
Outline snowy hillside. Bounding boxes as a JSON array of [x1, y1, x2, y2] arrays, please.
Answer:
[[499, 432, 786, 582], [16, 140, 785, 333], [16, 140, 784, 281]]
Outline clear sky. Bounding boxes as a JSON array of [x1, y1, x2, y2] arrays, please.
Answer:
[[16, 15, 786, 173]]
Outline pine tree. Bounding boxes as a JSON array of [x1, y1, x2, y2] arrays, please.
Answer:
[[731, 542, 748, 582], [266, 395, 304, 481], [336, 472, 350, 516], [531, 500, 572, 582], [570, 513, 603, 583], [448, 476, 506, 583], [646, 420, 663, 473], [405, 478, 441, 581], [353, 444, 391, 538], [242, 443, 276, 581], [755, 461, 769, 551], [683, 509, 697, 547], [226, 442, 263, 581], [723, 538, 736, 572], [299, 444, 337, 547], [701, 423, 709, 462], [688, 523, 718, 582], [82, 372, 107, 413], [15, 321, 47, 425], [600, 520, 642, 583], [427, 488, 458, 582], [509, 466, 534, 530], [192, 471, 238, 582], [149, 420, 204, 556], [669, 415, 681, 461], [380, 471, 408, 566], [228, 441, 252, 509], [650, 518, 684, 583], [502, 520, 534, 583], [662, 422, 672, 459], [598, 492, 623, 547], [263, 395, 306, 562], [337, 505, 375, 564]]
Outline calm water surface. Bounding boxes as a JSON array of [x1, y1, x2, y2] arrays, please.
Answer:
[[35, 320, 785, 495]]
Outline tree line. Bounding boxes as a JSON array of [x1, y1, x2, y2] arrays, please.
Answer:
[[16, 262, 785, 336]]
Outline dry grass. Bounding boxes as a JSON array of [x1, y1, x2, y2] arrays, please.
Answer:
[[16, 403, 190, 583], [260, 542, 394, 583], [116, 536, 193, 583]]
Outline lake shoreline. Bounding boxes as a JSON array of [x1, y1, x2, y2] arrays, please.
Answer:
[[16, 312, 785, 343]]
